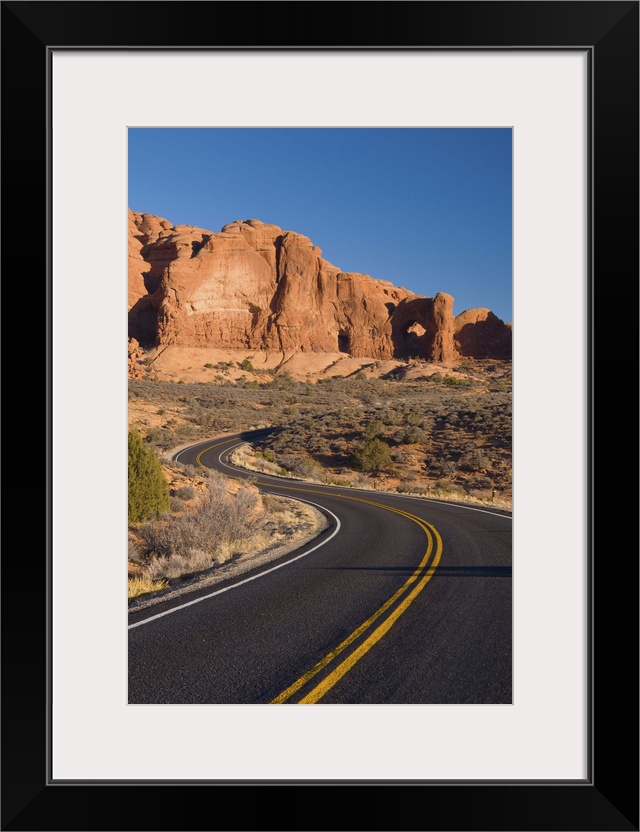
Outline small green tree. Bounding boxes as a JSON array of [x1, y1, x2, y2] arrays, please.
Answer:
[[240, 358, 254, 372], [128, 427, 170, 524], [352, 437, 392, 473]]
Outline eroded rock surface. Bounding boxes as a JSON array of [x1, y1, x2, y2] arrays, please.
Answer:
[[128, 210, 511, 361]]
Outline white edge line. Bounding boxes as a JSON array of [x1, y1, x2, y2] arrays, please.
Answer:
[[128, 499, 341, 631], [391, 498, 512, 520]]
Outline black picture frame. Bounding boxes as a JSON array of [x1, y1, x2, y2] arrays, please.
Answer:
[[3, 2, 638, 830]]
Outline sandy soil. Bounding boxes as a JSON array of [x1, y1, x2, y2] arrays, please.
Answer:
[[134, 344, 480, 385], [133, 345, 409, 383]]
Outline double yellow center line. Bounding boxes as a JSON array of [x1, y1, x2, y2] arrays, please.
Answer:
[[189, 439, 443, 704], [272, 500, 442, 703]]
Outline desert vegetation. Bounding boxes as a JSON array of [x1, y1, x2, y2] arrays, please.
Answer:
[[127, 459, 327, 601], [128, 427, 170, 522], [128, 358, 512, 506], [128, 358, 511, 600], [129, 469, 258, 594]]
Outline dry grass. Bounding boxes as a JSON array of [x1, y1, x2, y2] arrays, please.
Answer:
[[214, 531, 271, 565], [229, 444, 285, 477], [128, 575, 169, 599], [143, 549, 215, 581], [128, 470, 328, 606]]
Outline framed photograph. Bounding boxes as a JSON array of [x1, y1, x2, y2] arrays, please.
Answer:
[[3, 2, 637, 830], [126, 123, 515, 712]]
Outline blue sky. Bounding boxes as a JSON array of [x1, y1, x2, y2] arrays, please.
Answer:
[[129, 128, 512, 323]]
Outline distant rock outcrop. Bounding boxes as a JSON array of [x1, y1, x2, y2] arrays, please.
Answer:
[[128, 210, 511, 361], [454, 308, 512, 359]]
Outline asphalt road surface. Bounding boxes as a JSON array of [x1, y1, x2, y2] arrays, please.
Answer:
[[128, 431, 512, 704]]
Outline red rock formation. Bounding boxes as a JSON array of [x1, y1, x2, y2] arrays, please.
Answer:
[[127, 337, 146, 379], [454, 308, 512, 359], [390, 293, 458, 361], [128, 211, 511, 361], [128, 210, 180, 345]]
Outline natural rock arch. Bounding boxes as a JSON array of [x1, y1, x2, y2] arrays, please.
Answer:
[[337, 330, 351, 354]]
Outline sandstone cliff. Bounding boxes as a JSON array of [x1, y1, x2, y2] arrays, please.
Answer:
[[128, 210, 511, 362]]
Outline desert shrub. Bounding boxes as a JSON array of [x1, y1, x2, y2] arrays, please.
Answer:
[[144, 550, 214, 582], [277, 453, 301, 471], [174, 485, 196, 501], [401, 427, 428, 445], [326, 477, 350, 486], [364, 419, 385, 440], [128, 428, 170, 524], [460, 451, 491, 472], [138, 473, 258, 568], [169, 461, 202, 478], [144, 426, 175, 450], [381, 410, 401, 426], [351, 438, 392, 472], [443, 375, 472, 387], [351, 473, 374, 489], [397, 483, 430, 495], [271, 371, 295, 389], [128, 537, 145, 566], [433, 479, 466, 497], [137, 515, 189, 558], [392, 448, 415, 465], [170, 497, 185, 512], [192, 406, 216, 428], [287, 456, 325, 481], [330, 437, 348, 455]]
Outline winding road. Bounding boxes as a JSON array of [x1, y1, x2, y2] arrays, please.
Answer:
[[128, 431, 512, 704]]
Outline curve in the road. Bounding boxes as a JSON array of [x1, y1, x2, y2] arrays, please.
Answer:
[[129, 430, 512, 704], [128, 498, 343, 631], [273, 515, 442, 704], [182, 435, 450, 702]]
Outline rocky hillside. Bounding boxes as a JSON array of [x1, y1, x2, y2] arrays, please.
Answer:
[[129, 211, 511, 362]]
